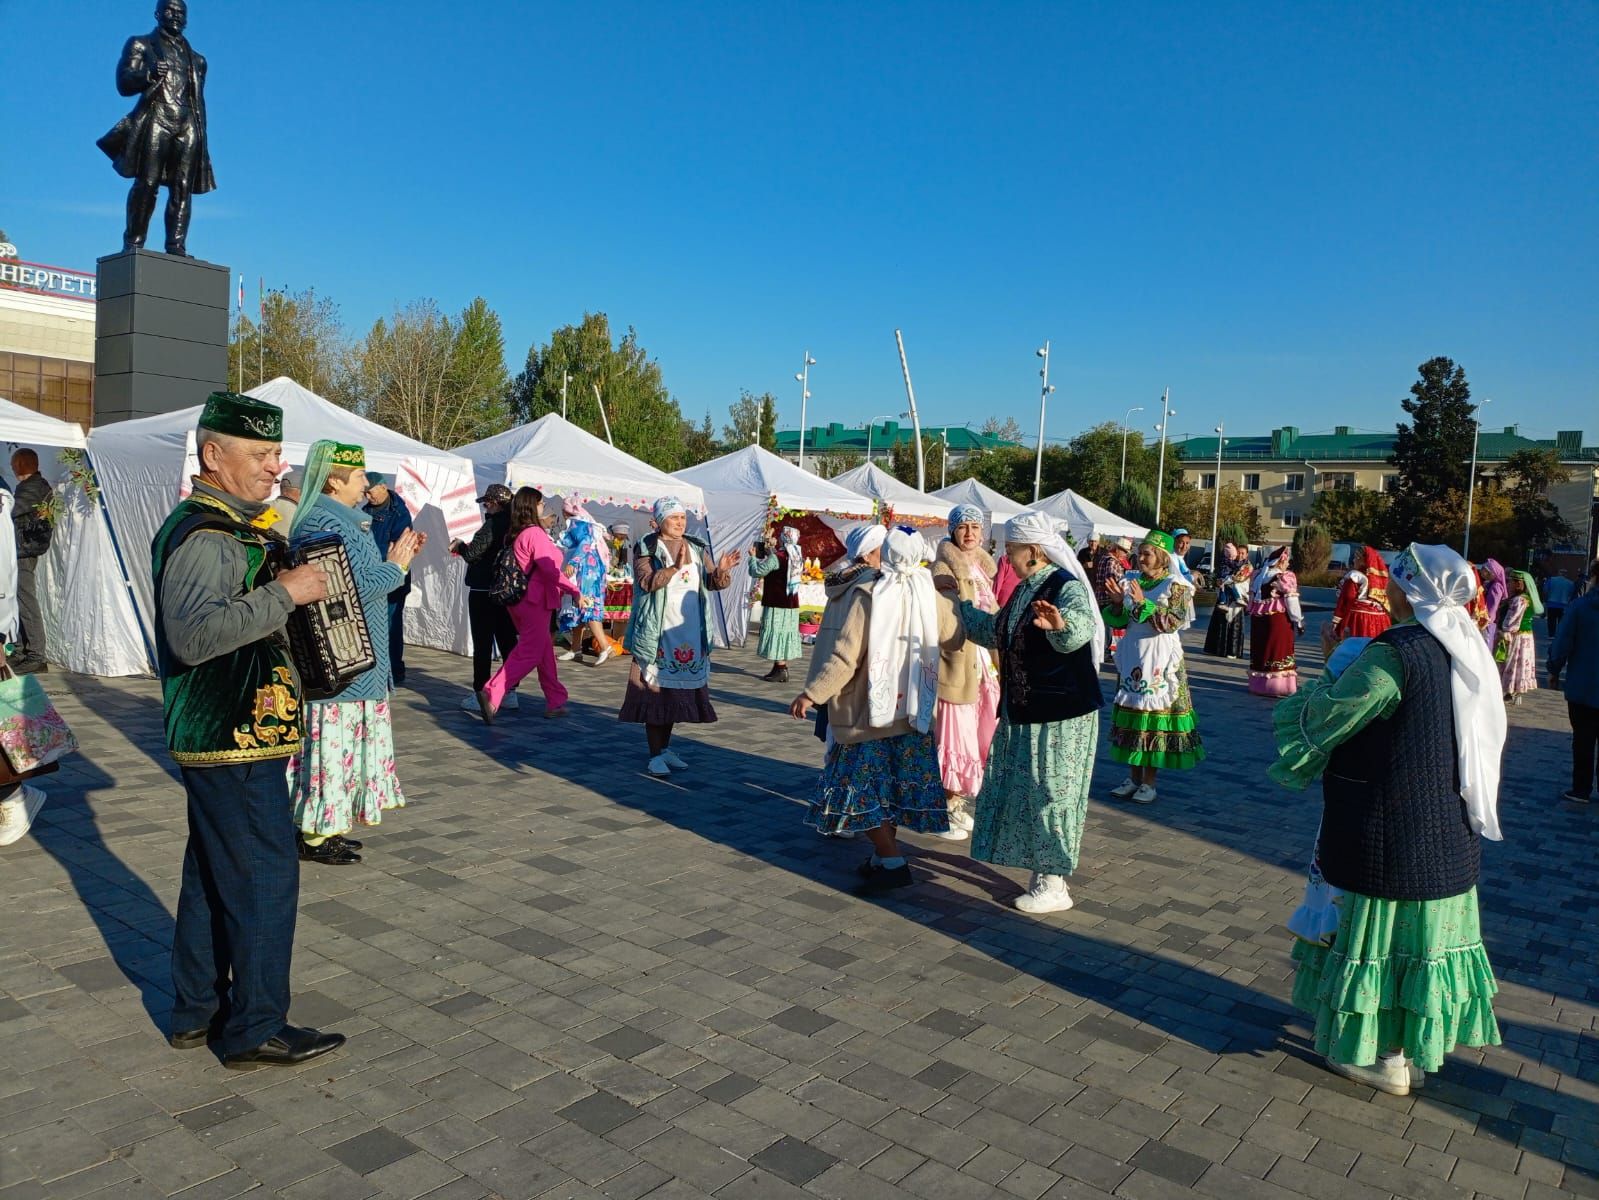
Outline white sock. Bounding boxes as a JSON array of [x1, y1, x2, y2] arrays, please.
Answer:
[[879, 856, 906, 869]]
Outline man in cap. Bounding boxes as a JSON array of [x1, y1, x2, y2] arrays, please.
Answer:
[[364, 472, 415, 686], [269, 470, 299, 536], [1171, 529, 1195, 584], [153, 391, 344, 1068], [450, 483, 520, 712]]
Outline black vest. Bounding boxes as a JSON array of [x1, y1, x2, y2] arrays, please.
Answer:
[[1320, 625, 1480, 901], [760, 549, 800, 609], [997, 569, 1103, 725]]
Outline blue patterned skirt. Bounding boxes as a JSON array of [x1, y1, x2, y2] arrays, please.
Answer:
[[805, 731, 950, 836]]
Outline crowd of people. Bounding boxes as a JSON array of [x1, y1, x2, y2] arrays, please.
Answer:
[[2, 387, 1592, 1097]]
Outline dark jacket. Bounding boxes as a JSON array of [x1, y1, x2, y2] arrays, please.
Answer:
[[1320, 625, 1479, 901], [996, 570, 1103, 725], [13, 475, 54, 560], [759, 549, 800, 610], [97, 28, 216, 193], [364, 494, 414, 599], [460, 509, 510, 591]]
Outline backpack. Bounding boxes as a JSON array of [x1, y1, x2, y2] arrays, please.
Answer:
[[489, 542, 528, 605]]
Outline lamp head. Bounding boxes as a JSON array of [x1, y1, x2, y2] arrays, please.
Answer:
[[1035, 347, 1047, 357], [806, 356, 816, 366], [794, 372, 804, 382]]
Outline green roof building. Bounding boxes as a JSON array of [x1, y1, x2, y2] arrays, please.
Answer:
[[774, 420, 1018, 469]]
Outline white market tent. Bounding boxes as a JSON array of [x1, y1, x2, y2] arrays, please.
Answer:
[[88, 376, 480, 661], [1035, 488, 1149, 548], [454, 412, 706, 545], [677, 445, 876, 648], [0, 399, 150, 676], [930, 478, 1024, 540], [830, 462, 948, 524]]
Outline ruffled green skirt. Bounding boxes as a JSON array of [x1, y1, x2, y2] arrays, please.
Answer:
[[1291, 886, 1501, 1072]]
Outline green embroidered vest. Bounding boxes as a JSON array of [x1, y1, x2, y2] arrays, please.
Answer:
[[151, 493, 304, 765]]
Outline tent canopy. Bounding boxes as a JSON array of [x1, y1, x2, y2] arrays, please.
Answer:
[[931, 478, 1024, 526], [830, 462, 947, 522], [0, 398, 148, 676], [677, 446, 876, 647], [88, 376, 481, 660], [455, 413, 706, 514], [1035, 488, 1149, 547]]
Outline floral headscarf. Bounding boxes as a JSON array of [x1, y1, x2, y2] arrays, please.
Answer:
[[652, 496, 686, 526], [947, 503, 985, 540]]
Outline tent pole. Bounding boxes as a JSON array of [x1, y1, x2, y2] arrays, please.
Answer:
[[82, 450, 159, 674]]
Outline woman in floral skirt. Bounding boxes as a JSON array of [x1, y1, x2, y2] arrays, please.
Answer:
[[936, 510, 1106, 914], [1105, 531, 1205, 805], [557, 495, 615, 664], [1248, 546, 1304, 696], [288, 440, 424, 866], [1270, 543, 1505, 1096], [1497, 570, 1541, 703], [790, 528, 958, 896]]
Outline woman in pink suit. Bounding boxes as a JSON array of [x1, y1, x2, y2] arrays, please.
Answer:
[[478, 487, 581, 722]]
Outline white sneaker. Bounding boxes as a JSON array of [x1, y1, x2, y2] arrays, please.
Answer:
[[1130, 785, 1157, 805], [557, 649, 577, 662], [660, 748, 688, 770], [647, 755, 672, 777], [459, 694, 480, 713], [1014, 874, 1073, 914], [1325, 1054, 1410, 1096], [0, 785, 47, 847], [593, 645, 614, 666], [1109, 778, 1138, 800], [1408, 1062, 1425, 1090], [932, 823, 969, 841], [502, 693, 520, 711]]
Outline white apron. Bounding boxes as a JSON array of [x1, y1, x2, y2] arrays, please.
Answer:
[[654, 560, 709, 690], [1113, 574, 1184, 712]]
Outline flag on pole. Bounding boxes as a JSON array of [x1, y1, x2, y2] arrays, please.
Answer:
[[258, 277, 265, 320], [237, 275, 244, 312]]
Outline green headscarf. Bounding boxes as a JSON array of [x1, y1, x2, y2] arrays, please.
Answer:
[[290, 439, 342, 537], [1509, 569, 1544, 616]]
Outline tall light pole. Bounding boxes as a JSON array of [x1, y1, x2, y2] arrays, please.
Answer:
[[560, 372, 570, 420], [1209, 423, 1226, 575], [1153, 387, 1175, 526], [1120, 405, 1145, 483], [1463, 398, 1491, 560], [893, 330, 926, 491], [1033, 342, 1055, 502], [864, 413, 896, 466], [794, 352, 816, 470], [939, 429, 949, 490]]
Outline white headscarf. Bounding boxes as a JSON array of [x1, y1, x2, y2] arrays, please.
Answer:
[[1389, 543, 1506, 841], [780, 526, 803, 595], [844, 523, 886, 561], [1005, 510, 1107, 666], [865, 528, 941, 732]]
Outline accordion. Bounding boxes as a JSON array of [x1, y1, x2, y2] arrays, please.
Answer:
[[270, 532, 376, 701]]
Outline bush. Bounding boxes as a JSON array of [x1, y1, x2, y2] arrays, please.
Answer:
[[1109, 479, 1157, 527], [1291, 524, 1332, 574], [1217, 521, 1249, 550]]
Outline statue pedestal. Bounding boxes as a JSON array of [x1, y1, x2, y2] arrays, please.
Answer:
[[94, 249, 230, 424]]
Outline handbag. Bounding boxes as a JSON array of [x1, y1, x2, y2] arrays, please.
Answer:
[[0, 670, 78, 773]]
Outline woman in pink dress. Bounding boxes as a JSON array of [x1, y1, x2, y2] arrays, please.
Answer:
[[1496, 570, 1542, 704], [477, 487, 581, 722]]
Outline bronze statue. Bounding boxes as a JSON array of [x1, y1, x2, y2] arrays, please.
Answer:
[[97, 0, 216, 257]]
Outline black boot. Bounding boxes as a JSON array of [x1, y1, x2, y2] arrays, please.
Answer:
[[123, 184, 157, 251], [298, 833, 360, 865], [164, 188, 192, 257]]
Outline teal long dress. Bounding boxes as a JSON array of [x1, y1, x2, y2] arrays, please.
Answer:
[[1269, 626, 1501, 1071], [958, 567, 1099, 876]]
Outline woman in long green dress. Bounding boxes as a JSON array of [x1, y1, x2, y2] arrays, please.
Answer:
[[748, 525, 804, 682], [1270, 543, 1506, 1096], [939, 510, 1106, 915]]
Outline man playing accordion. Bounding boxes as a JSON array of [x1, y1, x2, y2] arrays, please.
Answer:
[[152, 391, 345, 1069]]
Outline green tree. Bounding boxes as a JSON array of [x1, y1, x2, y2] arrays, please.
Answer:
[[1388, 356, 1477, 544], [757, 393, 778, 452], [681, 411, 720, 466], [354, 297, 509, 448], [1164, 482, 1266, 545], [813, 452, 862, 479], [723, 392, 762, 446], [1291, 523, 1333, 574], [889, 436, 947, 491], [1311, 488, 1392, 547], [507, 313, 689, 468], [228, 287, 351, 399], [949, 446, 1035, 501], [1109, 479, 1157, 527], [1217, 521, 1251, 550]]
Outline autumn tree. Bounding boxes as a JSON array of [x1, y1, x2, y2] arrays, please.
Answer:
[[1163, 482, 1266, 544], [227, 287, 352, 399], [1311, 488, 1392, 547], [353, 297, 510, 448]]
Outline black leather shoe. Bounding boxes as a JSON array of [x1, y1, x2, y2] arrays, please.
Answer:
[[328, 834, 364, 852], [854, 863, 914, 897], [298, 835, 360, 865], [168, 1025, 213, 1050], [222, 1024, 346, 1070]]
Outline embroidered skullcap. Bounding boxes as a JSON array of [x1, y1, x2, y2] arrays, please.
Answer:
[[199, 391, 282, 442]]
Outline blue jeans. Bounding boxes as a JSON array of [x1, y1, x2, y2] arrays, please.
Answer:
[[389, 591, 408, 685], [171, 761, 300, 1054]]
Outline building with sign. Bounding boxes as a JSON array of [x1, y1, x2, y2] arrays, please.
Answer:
[[0, 249, 97, 429]]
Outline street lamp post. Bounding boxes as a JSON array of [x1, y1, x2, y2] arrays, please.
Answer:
[[1033, 342, 1055, 502], [560, 372, 570, 420], [1153, 387, 1176, 526], [1463, 398, 1492, 560], [1120, 405, 1145, 483], [1209, 423, 1226, 575], [939, 429, 949, 490], [794, 352, 816, 470], [864, 413, 896, 465]]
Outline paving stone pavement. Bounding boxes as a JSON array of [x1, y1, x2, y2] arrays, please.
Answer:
[[2, 610, 1596, 1200]]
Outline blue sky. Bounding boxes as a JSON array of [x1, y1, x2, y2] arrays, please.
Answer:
[[10, 2, 1597, 444]]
